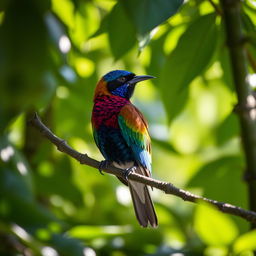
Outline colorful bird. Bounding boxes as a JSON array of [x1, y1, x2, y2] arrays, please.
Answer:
[[91, 70, 158, 227]]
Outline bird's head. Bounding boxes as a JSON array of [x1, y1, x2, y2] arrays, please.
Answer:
[[94, 70, 155, 100]]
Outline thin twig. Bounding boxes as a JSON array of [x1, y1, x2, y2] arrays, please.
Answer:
[[29, 113, 256, 224], [208, 0, 223, 16], [246, 47, 256, 73]]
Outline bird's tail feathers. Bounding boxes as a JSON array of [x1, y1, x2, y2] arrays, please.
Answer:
[[128, 166, 158, 228]]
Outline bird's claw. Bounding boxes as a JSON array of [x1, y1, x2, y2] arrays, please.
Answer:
[[98, 160, 110, 175], [124, 166, 136, 180]]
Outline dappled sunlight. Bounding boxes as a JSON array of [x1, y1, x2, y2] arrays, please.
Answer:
[[59, 35, 71, 53], [247, 73, 256, 88], [38, 161, 54, 177], [56, 86, 70, 99], [50, 194, 76, 216], [74, 58, 95, 78], [205, 62, 223, 80], [0, 145, 14, 162], [115, 185, 131, 206], [42, 247, 59, 256], [247, 95, 256, 120], [164, 25, 186, 54], [153, 146, 201, 187], [12, 224, 31, 241], [150, 124, 169, 140], [133, 80, 157, 102], [111, 237, 125, 248], [7, 114, 25, 147], [83, 247, 96, 256], [171, 122, 200, 154], [196, 91, 217, 126], [68, 225, 132, 240], [69, 137, 91, 153], [17, 161, 28, 175], [60, 65, 77, 83], [248, 0, 256, 7]]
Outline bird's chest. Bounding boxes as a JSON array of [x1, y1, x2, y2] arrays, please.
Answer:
[[92, 96, 128, 129]]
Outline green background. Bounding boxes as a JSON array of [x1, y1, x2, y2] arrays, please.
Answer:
[[1, 0, 256, 255]]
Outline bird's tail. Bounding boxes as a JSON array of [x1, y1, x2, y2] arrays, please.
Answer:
[[128, 166, 158, 228]]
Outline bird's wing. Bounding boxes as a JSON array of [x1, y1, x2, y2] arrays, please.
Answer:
[[118, 104, 157, 227], [118, 104, 152, 175], [92, 128, 99, 149]]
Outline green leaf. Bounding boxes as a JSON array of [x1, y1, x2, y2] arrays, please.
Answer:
[[216, 113, 239, 145], [34, 156, 83, 203], [68, 225, 131, 240], [194, 203, 238, 246], [0, 0, 8, 11], [50, 234, 85, 256], [0, 138, 85, 255], [159, 13, 218, 122], [121, 0, 184, 36], [52, 0, 75, 28], [0, 0, 55, 131], [233, 230, 256, 254], [108, 4, 137, 60], [242, 12, 256, 33], [241, 10, 256, 61], [0, 136, 34, 201], [188, 156, 248, 232], [146, 29, 169, 77], [89, 14, 109, 39], [152, 138, 180, 154], [218, 22, 234, 90], [188, 156, 246, 210]]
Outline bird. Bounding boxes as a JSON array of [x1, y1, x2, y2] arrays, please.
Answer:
[[91, 70, 158, 228]]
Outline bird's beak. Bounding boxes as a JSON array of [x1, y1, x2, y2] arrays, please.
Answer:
[[128, 75, 155, 85]]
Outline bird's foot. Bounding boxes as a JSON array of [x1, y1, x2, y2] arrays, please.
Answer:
[[98, 160, 110, 175], [124, 166, 137, 180]]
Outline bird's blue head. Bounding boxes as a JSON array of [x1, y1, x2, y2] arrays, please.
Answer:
[[102, 70, 155, 100]]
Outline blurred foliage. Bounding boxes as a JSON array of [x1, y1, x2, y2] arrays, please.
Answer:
[[0, 0, 256, 255]]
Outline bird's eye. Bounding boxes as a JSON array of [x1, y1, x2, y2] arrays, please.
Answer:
[[117, 77, 126, 83]]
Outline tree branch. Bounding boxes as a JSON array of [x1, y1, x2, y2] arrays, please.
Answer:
[[208, 0, 223, 16], [28, 113, 256, 224]]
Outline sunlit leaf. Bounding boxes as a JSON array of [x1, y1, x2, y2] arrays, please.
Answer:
[[146, 29, 169, 77], [52, 0, 75, 28], [233, 230, 256, 254], [71, 3, 100, 47], [159, 13, 218, 122], [68, 225, 131, 239], [108, 4, 137, 60], [120, 0, 184, 36], [194, 203, 238, 246], [89, 14, 109, 38]]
